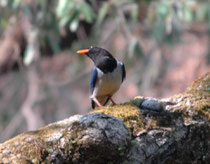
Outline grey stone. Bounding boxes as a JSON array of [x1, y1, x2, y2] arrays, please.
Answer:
[[141, 99, 163, 111]]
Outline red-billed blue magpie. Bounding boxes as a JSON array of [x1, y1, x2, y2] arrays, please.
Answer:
[[77, 46, 126, 109]]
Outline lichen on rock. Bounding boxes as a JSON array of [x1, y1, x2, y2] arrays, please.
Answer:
[[0, 72, 209, 164], [0, 115, 83, 163], [166, 72, 210, 121], [0, 113, 132, 164]]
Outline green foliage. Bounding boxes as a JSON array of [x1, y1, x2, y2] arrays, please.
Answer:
[[128, 38, 144, 58], [56, 0, 95, 32], [0, 0, 209, 58], [96, 2, 110, 26], [147, 0, 210, 43]]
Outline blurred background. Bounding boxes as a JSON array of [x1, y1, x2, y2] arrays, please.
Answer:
[[0, 0, 209, 142]]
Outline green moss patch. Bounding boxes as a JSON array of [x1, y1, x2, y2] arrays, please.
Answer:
[[172, 72, 210, 120], [90, 102, 144, 135], [0, 134, 46, 163]]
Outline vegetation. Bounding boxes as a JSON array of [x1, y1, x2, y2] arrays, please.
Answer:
[[0, 0, 209, 60]]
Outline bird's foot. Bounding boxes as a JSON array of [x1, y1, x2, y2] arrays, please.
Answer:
[[108, 96, 116, 105], [93, 98, 105, 108]]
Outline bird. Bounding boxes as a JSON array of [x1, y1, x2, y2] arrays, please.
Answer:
[[77, 46, 126, 109]]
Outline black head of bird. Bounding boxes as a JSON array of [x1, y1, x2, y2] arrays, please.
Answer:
[[77, 46, 126, 109]]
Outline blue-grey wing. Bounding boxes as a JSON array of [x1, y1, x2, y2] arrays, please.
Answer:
[[121, 63, 126, 82], [90, 67, 98, 93]]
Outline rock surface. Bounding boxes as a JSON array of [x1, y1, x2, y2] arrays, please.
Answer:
[[0, 113, 131, 163], [0, 72, 209, 164]]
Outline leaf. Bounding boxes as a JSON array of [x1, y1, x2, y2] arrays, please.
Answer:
[[157, 2, 168, 19], [96, 2, 109, 25], [131, 5, 138, 21], [47, 34, 60, 53], [183, 5, 193, 22], [153, 22, 165, 42], [59, 15, 70, 27], [196, 4, 208, 21], [79, 2, 94, 23], [135, 43, 144, 57], [12, 0, 21, 8], [128, 38, 143, 58], [69, 10, 80, 23], [24, 44, 35, 66], [128, 38, 137, 57], [70, 19, 79, 32], [58, 3, 78, 27], [56, 0, 69, 18]]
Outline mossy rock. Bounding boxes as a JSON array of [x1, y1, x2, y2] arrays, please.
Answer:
[[90, 102, 144, 136], [172, 72, 210, 121]]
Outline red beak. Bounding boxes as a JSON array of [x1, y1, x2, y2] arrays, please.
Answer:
[[77, 49, 89, 55]]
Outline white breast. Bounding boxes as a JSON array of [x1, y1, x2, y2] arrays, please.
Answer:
[[91, 60, 123, 99]]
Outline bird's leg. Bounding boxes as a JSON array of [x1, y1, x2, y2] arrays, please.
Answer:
[[93, 97, 105, 107], [107, 95, 116, 105]]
